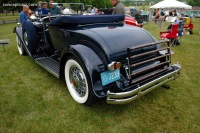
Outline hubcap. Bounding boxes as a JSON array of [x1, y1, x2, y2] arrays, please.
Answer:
[[69, 66, 86, 97]]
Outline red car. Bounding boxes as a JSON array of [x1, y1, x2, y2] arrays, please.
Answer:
[[97, 8, 143, 27], [125, 15, 143, 27]]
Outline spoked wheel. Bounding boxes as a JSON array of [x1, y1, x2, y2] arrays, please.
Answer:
[[64, 56, 96, 105], [16, 35, 27, 55]]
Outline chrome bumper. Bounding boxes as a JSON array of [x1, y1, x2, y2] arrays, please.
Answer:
[[106, 64, 181, 104]]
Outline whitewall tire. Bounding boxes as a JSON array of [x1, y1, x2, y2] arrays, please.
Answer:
[[65, 57, 90, 104]]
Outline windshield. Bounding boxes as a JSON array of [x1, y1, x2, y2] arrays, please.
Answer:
[[52, 3, 85, 15]]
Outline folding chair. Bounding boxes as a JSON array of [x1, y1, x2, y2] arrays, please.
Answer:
[[160, 23, 179, 47], [183, 17, 194, 34]]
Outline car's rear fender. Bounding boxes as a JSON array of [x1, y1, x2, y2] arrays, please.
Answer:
[[60, 44, 107, 98]]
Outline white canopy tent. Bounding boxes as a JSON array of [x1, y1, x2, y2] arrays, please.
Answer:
[[150, 0, 192, 10]]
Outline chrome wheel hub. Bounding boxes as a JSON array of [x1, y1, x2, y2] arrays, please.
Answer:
[[69, 66, 86, 97]]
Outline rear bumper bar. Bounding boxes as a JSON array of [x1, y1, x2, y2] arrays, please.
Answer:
[[106, 64, 181, 104]]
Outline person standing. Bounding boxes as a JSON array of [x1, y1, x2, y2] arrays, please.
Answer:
[[49, 0, 61, 15], [160, 9, 165, 16], [91, 7, 96, 14], [42, 2, 49, 14], [159, 9, 165, 28], [35, 1, 49, 15], [155, 9, 160, 20], [35, 1, 42, 16], [19, 5, 29, 25], [110, 0, 125, 15], [152, 9, 156, 23], [139, 9, 143, 14]]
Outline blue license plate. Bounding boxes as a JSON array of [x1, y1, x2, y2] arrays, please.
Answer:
[[100, 69, 120, 86]]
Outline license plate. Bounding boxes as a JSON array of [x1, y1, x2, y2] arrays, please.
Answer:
[[100, 69, 120, 86]]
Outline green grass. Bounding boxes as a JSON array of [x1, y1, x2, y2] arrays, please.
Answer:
[[0, 19, 200, 132], [0, 13, 19, 21]]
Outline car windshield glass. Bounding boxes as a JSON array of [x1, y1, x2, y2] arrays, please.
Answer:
[[49, 3, 85, 16]]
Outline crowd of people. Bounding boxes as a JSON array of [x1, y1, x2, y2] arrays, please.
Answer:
[[86, 7, 104, 15], [34, 0, 62, 15], [20, 0, 126, 25], [150, 8, 180, 28], [86, 0, 125, 15], [152, 9, 178, 19], [19, 0, 62, 25]]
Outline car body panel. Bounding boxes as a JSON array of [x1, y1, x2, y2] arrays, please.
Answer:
[[49, 23, 154, 63]]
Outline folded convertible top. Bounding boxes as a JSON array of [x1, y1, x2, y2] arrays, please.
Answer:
[[48, 15, 125, 28]]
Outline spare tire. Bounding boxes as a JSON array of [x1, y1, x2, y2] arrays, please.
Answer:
[[22, 20, 38, 53]]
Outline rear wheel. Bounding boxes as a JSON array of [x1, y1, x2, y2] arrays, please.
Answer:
[[64, 56, 96, 105], [16, 35, 27, 55]]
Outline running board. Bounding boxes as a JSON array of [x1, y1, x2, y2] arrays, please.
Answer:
[[35, 57, 60, 78]]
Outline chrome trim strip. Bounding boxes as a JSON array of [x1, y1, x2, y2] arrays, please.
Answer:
[[106, 64, 181, 104], [129, 40, 169, 50]]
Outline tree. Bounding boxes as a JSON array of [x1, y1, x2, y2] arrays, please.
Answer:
[[0, 0, 116, 15]]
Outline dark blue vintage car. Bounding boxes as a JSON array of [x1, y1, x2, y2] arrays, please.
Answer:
[[14, 13, 181, 105]]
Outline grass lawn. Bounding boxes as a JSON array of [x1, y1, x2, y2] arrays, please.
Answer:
[[0, 18, 200, 132], [0, 13, 19, 21]]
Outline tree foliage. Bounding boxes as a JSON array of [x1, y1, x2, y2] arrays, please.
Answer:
[[1, 0, 200, 14], [0, 0, 113, 14], [188, 0, 200, 6], [51, 0, 112, 8]]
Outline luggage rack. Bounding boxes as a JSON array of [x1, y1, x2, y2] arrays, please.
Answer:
[[127, 40, 171, 85]]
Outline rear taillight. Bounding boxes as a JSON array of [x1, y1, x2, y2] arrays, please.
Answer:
[[108, 62, 121, 71]]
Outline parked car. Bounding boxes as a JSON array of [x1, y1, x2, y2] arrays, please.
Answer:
[[14, 9, 181, 105], [98, 8, 114, 14], [194, 14, 200, 18], [125, 7, 140, 17], [125, 14, 143, 27], [98, 7, 140, 17], [97, 8, 143, 27]]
